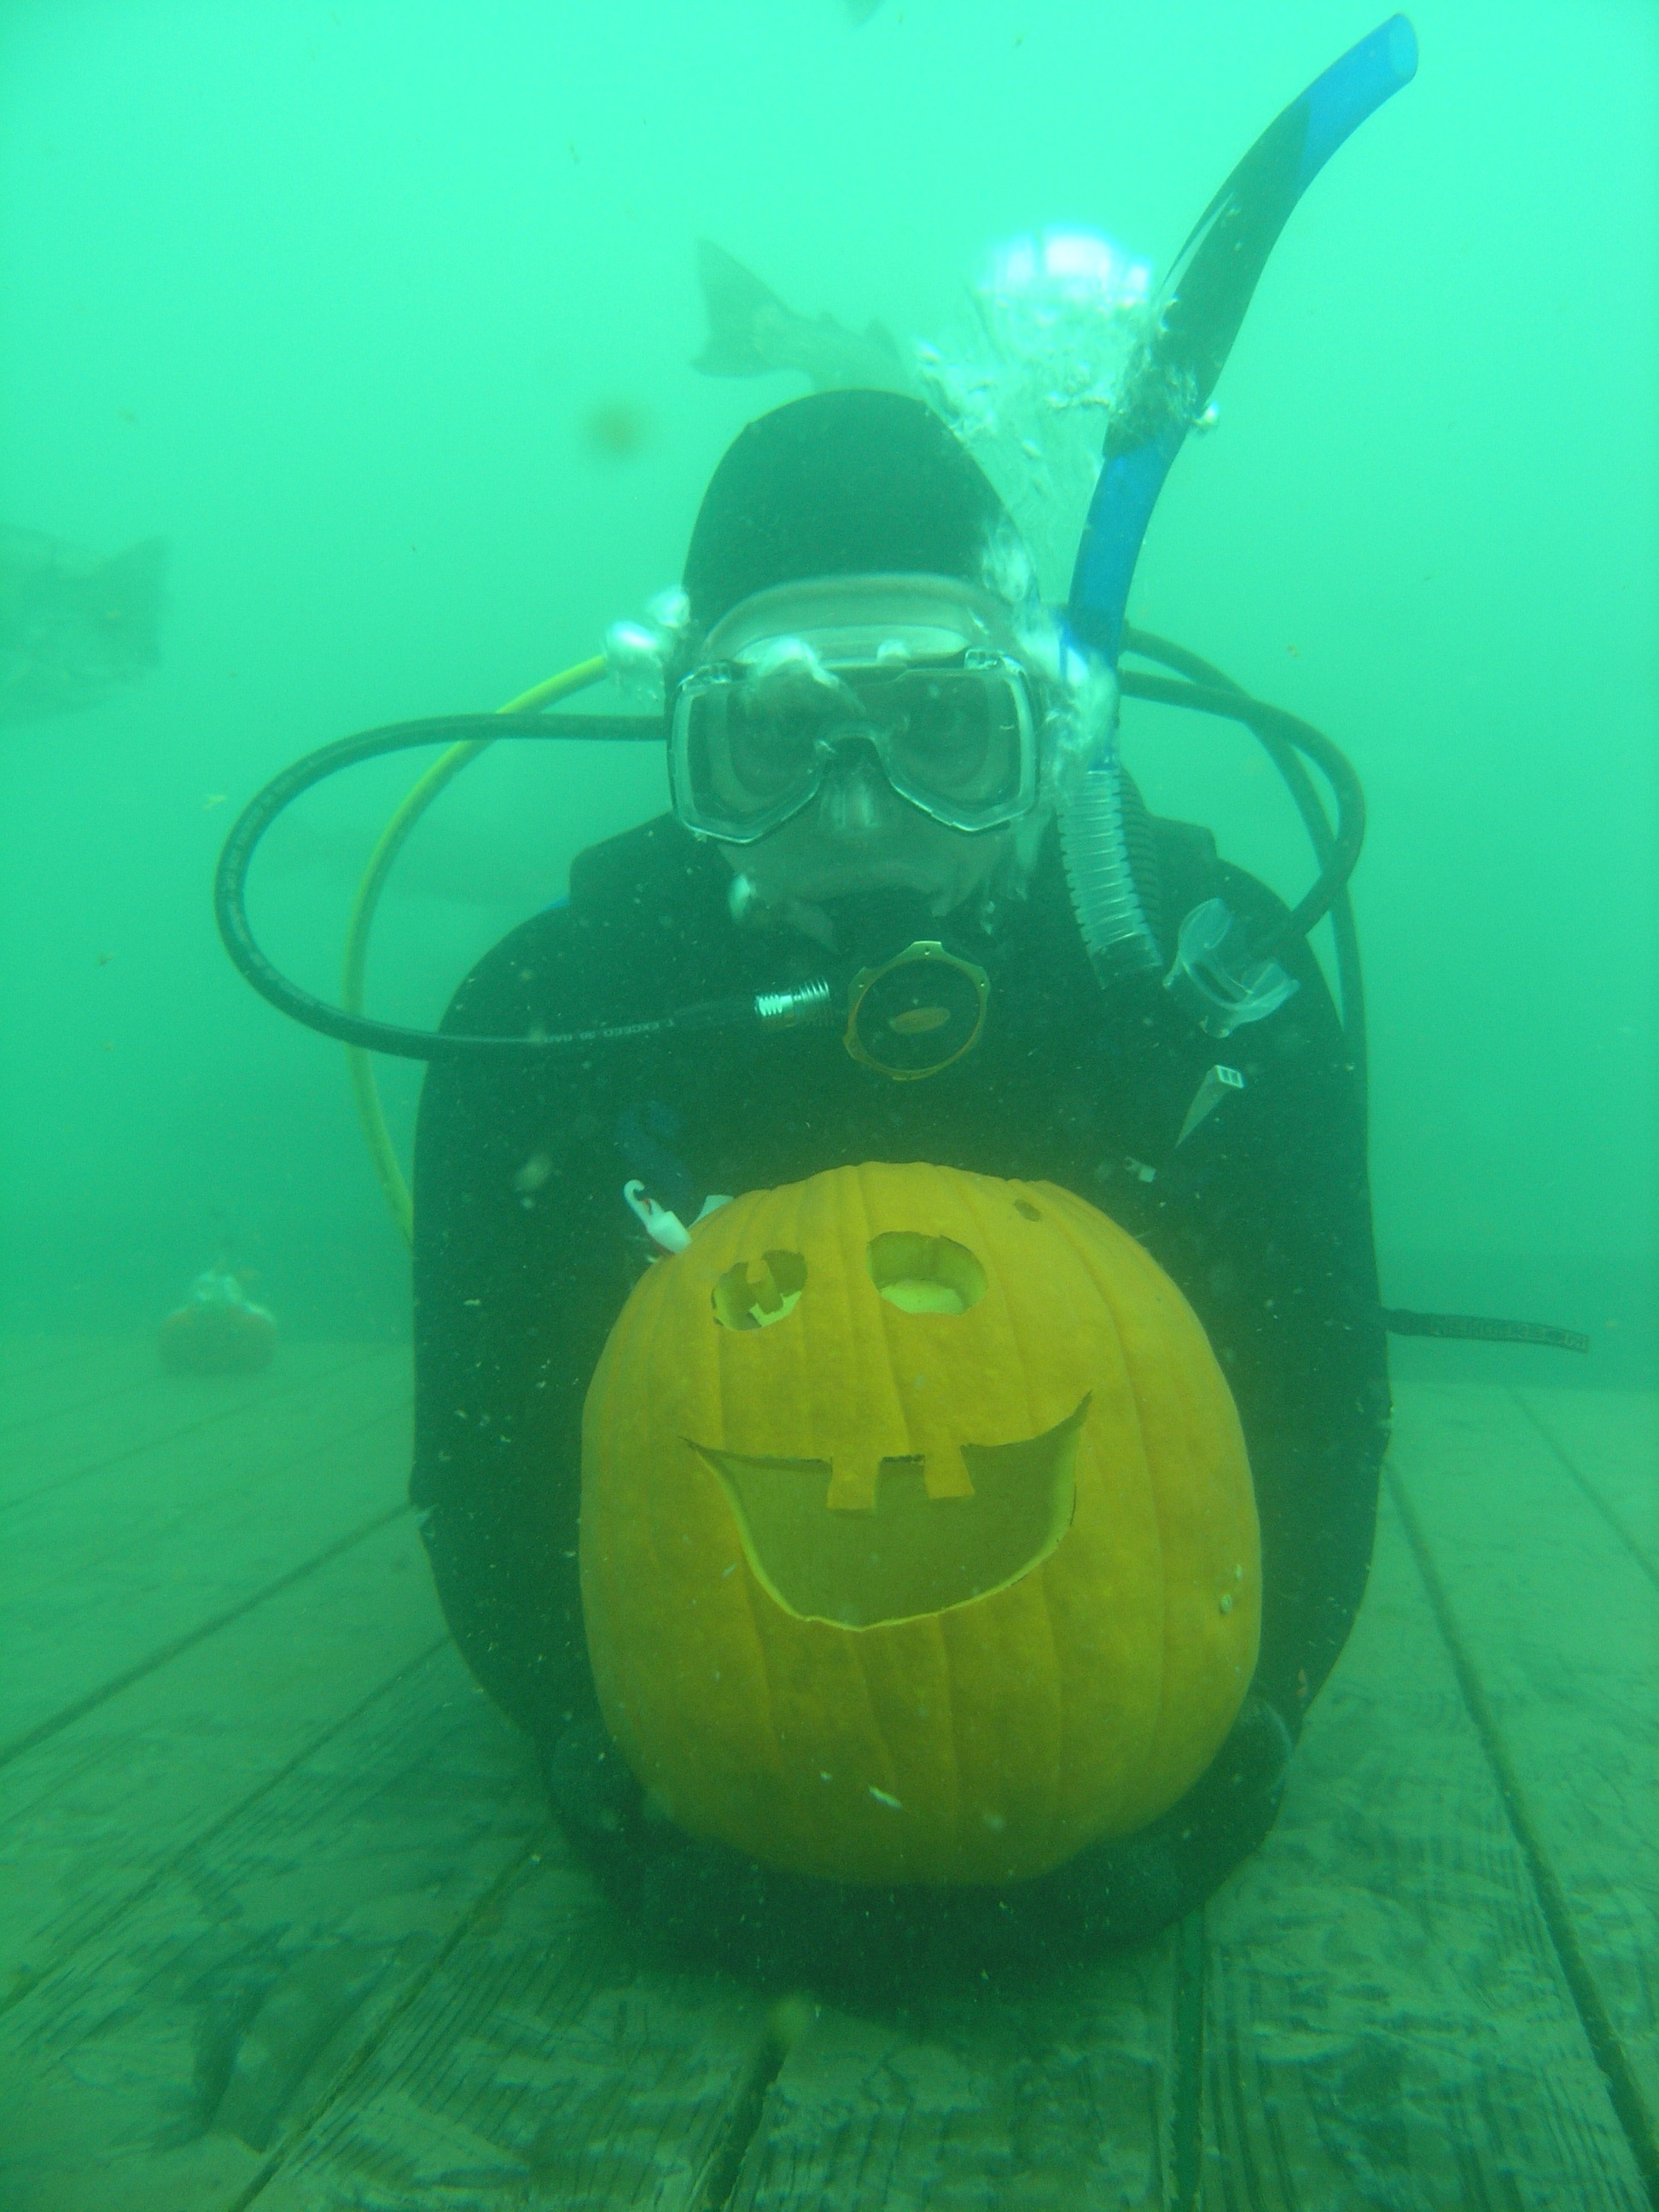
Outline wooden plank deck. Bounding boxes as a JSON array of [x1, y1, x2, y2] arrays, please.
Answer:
[[0, 1338, 1654, 2211]]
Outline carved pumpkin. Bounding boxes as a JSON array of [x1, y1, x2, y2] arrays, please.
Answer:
[[158, 1298, 276, 1375], [579, 1161, 1258, 1887]]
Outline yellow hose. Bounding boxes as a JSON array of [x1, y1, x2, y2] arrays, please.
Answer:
[[341, 655, 608, 1245]]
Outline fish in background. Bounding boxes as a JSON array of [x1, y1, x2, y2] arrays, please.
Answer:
[[0, 527, 166, 726], [694, 239, 914, 395]]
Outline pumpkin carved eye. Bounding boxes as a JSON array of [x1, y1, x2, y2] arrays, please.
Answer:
[[712, 1249, 806, 1330], [867, 1232, 986, 1315]]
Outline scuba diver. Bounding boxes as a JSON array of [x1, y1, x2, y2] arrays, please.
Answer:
[[410, 378, 1388, 1967], [218, 20, 1577, 1974], [407, 25, 1414, 1971]]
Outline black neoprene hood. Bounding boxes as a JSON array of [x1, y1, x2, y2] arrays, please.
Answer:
[[681, 389, 1014, 635]]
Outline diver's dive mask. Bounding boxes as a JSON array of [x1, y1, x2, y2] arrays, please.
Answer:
[[669, 573, 1041, 843]]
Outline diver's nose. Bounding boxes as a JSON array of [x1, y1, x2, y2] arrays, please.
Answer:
[[817, 742, 899, 841]]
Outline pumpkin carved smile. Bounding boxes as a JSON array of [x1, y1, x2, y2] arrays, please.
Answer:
[[690, 1394, 1086, 1630]]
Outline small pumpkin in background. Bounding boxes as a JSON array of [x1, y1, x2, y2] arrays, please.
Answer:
[[580, 1161, 1258, 1888], [159, 1268, 277, 1377]]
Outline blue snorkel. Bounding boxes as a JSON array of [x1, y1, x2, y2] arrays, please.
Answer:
[[1057, 16, 1418, 1022]]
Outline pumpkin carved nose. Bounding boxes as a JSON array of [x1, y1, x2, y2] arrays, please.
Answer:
[[711, 1249, 806, 1330]]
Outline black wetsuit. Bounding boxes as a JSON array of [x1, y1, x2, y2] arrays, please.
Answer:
[[411, 811, 1389, 1980]]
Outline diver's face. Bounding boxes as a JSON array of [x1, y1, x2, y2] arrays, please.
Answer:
[[718, 747, 1013, 925], [688, 573, 1037, 934]]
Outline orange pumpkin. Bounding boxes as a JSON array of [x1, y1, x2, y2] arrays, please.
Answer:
[[158, 1300, 276, 1376], [579, 1161, 1258, 1887]]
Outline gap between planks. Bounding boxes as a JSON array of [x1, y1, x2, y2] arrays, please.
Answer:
[[1202, 1478, 1651, 2211], [3, 1346, 1654, 2212], [0, 1337, 410, 1513], [0, 1357, 416, 1766], [0, 1645, 551, 2212], [1385, 1379, 1659, 2205]]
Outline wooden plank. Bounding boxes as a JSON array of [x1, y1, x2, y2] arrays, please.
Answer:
[[0, 1338, 406, 1510], [0, 1512, 445, 2005], [4, 1348, 406, 1604], [0, 1354, 412, 1757], [726, 1938, 1180, 2212], [0, 1334, 162, 1439], [0, 1643, 546, 2212], [9, 1360, 1647, 2209], [0, 1336, 404, 1499], [1389, 1380, 1659, 2160], [254, 1856, 773, 2212], [1515, 1387, 1659, 1586], [0, 1334, 84, 1378], [1200, 1481, 1650, 2209], [0, 1327, 130, 1380]]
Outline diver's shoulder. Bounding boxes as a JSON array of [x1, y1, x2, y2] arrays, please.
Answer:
[[440, 814, 724, 1037], [1148, 813, 1224, 916], [568, 812, 724, 917], [1148, 812, 1298, 935]]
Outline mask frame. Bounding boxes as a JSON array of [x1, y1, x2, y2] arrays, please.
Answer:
[[669, 644, 1041, 843]]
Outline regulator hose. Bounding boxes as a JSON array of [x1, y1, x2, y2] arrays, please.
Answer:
[[214, 708, 666, 1062], [1119, 626, 1369, 1089], [338, 657, 609, 1236], [215, 647, 1369, 1067]]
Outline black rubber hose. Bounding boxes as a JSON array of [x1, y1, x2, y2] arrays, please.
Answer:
[[1120, 632, 1344, 887], [1121, 628, 1367, 1029], [215, 662, 1370, 1070], [1117, 631, 1369, 1096], [1115, 671, 1365, 947], [1382, 1309, 1591, 1355], [213, 712, 667, 1061]]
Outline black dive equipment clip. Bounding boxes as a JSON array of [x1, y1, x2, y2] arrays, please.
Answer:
[[843, 941, 990, 1079]]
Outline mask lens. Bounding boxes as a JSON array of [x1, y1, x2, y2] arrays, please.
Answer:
[[881, 666, 1026, 814], [673, 652, 1033, 836], [725, 679, 834, 800], [678, 672, 832, 833]]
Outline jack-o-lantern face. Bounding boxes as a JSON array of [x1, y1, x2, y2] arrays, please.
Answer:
[[580, 1161, 1259, 1888], [696, 1230, 1086, 1630]]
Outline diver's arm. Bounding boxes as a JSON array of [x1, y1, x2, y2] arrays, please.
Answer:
[[1199, 859, 1388, 1723], [409, 818, 748, 1754], [1127, 837, 1388, 1729], [410, 905, 628, 1749]]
